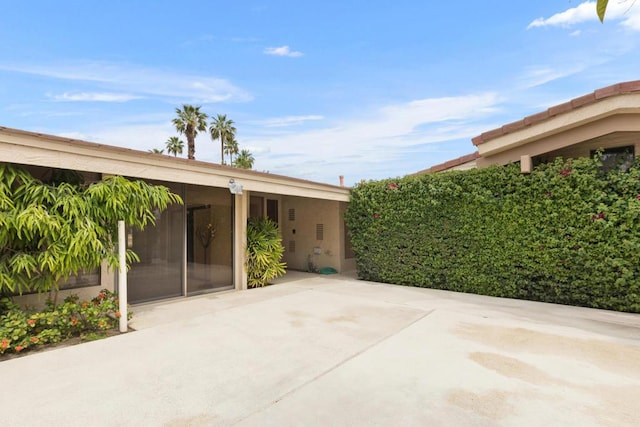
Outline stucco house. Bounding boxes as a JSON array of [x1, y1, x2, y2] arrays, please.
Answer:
[[415, 80, 640, 174], [0, 126, 354, 305]]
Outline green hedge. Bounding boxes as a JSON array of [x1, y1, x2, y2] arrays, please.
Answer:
[[345, 156, 640, 313]]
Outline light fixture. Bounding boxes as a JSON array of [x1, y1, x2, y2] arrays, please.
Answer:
[[228, 178, 243, 195]]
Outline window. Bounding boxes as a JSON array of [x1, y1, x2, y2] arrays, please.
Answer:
[[250, 196, 264, 218], [288, 208, 296, 221], [267, 199, 278, 224], [289, 240, 296, 253], [59, 270, 101, 290], [316, 224, 324, 241], [592, 146, 635, 172]]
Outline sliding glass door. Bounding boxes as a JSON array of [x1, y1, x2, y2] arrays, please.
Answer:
[[186, 184, 233, 294], [127, 182, 185, 303]]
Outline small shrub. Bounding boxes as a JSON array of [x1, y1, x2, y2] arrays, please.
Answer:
[[246, 218, 286, 288], [0, 289, 129, 355]]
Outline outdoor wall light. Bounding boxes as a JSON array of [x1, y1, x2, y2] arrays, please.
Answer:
[[228, 179, 243, 195]]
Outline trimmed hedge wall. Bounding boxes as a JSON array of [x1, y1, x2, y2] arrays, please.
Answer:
[[345, 156, 640, 313]]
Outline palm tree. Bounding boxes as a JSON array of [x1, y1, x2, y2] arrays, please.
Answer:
[[209, 114, 236, 165], [172, 105, 208, 160], [224, 136, 239, 165], [148, 148, 164, 154], [234, 149, 255, 169], [165, 136, 184, 157]]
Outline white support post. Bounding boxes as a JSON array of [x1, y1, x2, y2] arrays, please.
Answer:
[[118, 220, 128, 333]]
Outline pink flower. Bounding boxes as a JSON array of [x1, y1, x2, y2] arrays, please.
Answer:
[[27, 319, 35, 327], [1, 339, 9, 349], [637, 194, 640, 200], [386, 183, 399, 191], [560, 168, 572, 177], [373, 213, 380, 219]]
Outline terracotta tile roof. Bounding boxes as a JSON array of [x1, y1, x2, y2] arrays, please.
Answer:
[[472, 80, 640, 146], [413, 151, 480, 174]]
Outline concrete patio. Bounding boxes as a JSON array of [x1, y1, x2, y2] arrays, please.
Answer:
[[1, 272, 639, 426]]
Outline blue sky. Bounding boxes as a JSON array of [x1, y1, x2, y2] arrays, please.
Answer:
[[2, 1, 640, 186]]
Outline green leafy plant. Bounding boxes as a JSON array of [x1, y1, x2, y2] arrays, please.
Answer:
[[346, 155, 640, 313], [0, 164, 183, 295], [0, 289, 130, 355], [246, 217, 286, 288]]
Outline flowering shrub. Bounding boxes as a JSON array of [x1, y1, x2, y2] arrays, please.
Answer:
[[0, 289, 131, 355], [346, 155, 640, 313]]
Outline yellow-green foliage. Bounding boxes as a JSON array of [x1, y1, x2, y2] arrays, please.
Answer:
[[0, 164, 183, 295], [346, 156, 640, 313], [246, 217, 286, 288]]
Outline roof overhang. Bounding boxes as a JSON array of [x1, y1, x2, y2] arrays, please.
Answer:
[[475, 92, 640, 158], [0, 126, 350, 202]]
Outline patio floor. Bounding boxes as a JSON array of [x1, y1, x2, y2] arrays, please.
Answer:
[[2, 273, 639, 426]]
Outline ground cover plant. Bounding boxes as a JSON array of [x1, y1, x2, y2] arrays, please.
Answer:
[[345, 156, 640, 313], [0, 289, 129, 356]]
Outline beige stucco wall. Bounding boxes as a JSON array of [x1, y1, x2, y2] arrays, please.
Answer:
[[247, 192, 354, 274], [280, 196, 345, 273]]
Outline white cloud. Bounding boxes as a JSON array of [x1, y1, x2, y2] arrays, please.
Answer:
[[259, 115, 324, 127], [528, 1, 640, 31], [263, 46, 303, 57], [61, 123, 197, 157], [0, 61, 252, 103], [243, 93, 501, 183], [58, 92, 500, 185], [528, 2, 596, 28], [49, 92, 140, 102], [517, 65, 586, 89]]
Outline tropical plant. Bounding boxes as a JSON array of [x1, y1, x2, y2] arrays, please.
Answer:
[[0, 164, 183, 295], [234, 149, 255, 169], [245, 217, 286, 288], [148, 148, 164, 154], [165, 136, 184, 157], [172, 105, 208, 160], [224, 135, 239, 165], [209, 114, 236, 165]]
